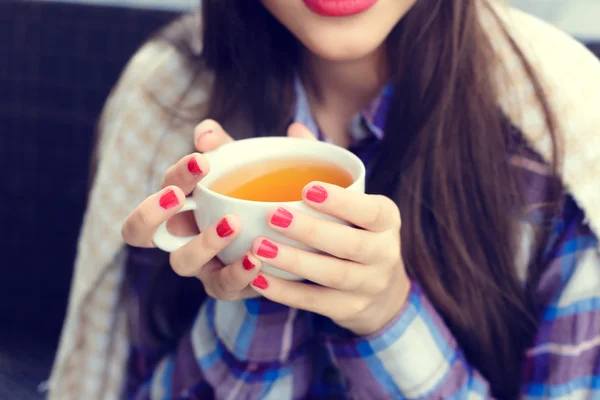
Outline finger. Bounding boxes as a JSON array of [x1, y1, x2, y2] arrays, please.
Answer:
[[201, 253, 262, 300], [122, 186, 186, 247], [266, 207, 387, 264], [286, 122, 318, 140], [161, 153, 210, 193], [169, 215, 241, 277], [196, 259, 261, 300], [194, 119, 234, 153], [251, 238, 364, 290], [302, 183, 401, 233], [250, 273, 367, 322]]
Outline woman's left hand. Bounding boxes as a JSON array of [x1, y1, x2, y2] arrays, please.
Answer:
[[250, 182, 411, 336]]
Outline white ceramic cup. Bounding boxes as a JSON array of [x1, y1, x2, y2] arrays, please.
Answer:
[[152, 136, 366, 280]]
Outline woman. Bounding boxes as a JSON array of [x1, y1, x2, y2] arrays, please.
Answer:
[[48, 0, 600, 399]]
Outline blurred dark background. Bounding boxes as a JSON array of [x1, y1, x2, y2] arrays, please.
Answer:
[[0, 0, 597, 398], [0, 1, 180, 398]]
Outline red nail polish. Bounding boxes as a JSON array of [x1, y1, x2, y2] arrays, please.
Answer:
[[252, 275, 269, 290], [216, 218, 234, 238], [187, 158, 203, 175], [271, 208, 293, 228], [306, 185, 328, 203], [159, 190, 179, 210], [242, 256, 255, 271], [257, 240, 278, 259]]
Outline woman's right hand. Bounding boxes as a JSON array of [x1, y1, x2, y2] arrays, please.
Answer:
[[121, 120, 316, 301], [121, 120, 260, 300]]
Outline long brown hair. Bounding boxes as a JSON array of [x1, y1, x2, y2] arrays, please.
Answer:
[[149, 1, 560, 398]]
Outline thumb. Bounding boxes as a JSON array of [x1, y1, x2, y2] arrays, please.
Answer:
[[194, 119, 234, 153], [287, 122, 318, 140]]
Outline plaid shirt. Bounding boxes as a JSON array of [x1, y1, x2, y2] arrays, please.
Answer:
[[125, 78, 600, 399]]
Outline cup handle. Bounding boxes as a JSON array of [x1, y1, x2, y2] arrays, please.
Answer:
[[153, 198, 198, 252]]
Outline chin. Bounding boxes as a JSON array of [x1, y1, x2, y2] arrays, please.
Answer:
[[301, 32, 385, 62], [262, 0, 415, 62]]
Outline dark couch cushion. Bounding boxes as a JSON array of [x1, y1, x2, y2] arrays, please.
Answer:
[[0, 0, 178, 336], [0, 1, 178, 397]]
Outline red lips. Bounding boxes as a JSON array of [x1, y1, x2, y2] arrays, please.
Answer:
[[302, 0, 378, 17]]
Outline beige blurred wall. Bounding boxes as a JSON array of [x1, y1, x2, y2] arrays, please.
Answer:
[[509, 0, 600, 40]]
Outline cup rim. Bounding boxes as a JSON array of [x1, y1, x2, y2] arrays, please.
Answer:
[[195, 136, 366, 205]]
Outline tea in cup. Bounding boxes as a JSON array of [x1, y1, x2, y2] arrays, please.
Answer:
[[153, 136, 366, 280]]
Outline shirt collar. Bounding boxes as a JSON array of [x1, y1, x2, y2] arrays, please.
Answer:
[[292, 76, 392, 142]]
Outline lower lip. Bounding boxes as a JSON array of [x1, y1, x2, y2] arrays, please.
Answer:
[[302, 0, 378, 17]]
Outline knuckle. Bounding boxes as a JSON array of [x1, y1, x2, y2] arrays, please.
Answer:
[[161, 166, 177, 188], [169, 252, 186, 276], [378, 194, 396, 210], [204, 282, 236, 301], [376, 195, 401, 229], [169, 250, 196, 277], [340, 298, 369, 320], [301, 292, 319, 311], [204, 285, 218, 299], [341, 236, 366, 261], [174, 163, 188, 184], [215, 273, 238, 298], [213, 276, 229, 296], [135, 207, 155, 231], [395, 210, 402, 230], [303, 218, 321, 244], [325, 263, 351, 289], [383, 196, 401, 229], [381, 235, 401, 264], [371, 199, 385, 228], [121, 218, 135, 244], [391, 211, 402, 231], [122, 207, 153, 245], [352, 298, 369, 315], [366, 276, 388, 295], [201, 230, 223, 254], [286, 248, 304, 275]]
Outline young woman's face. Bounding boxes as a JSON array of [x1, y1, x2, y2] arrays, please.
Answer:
[[261, 0, 417, 61]]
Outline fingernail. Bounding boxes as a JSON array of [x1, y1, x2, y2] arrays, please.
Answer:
[[187, 157, 203, 175], [271, 208, 293, 228], [216, 218, 234, 238], [252, 275, 269, 290], [242, 256, 255, 271], [196, 130, 213, 144], [306, 185, 328, 203], [257, 240, 278, 259], [159, 189, 179, 210]]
